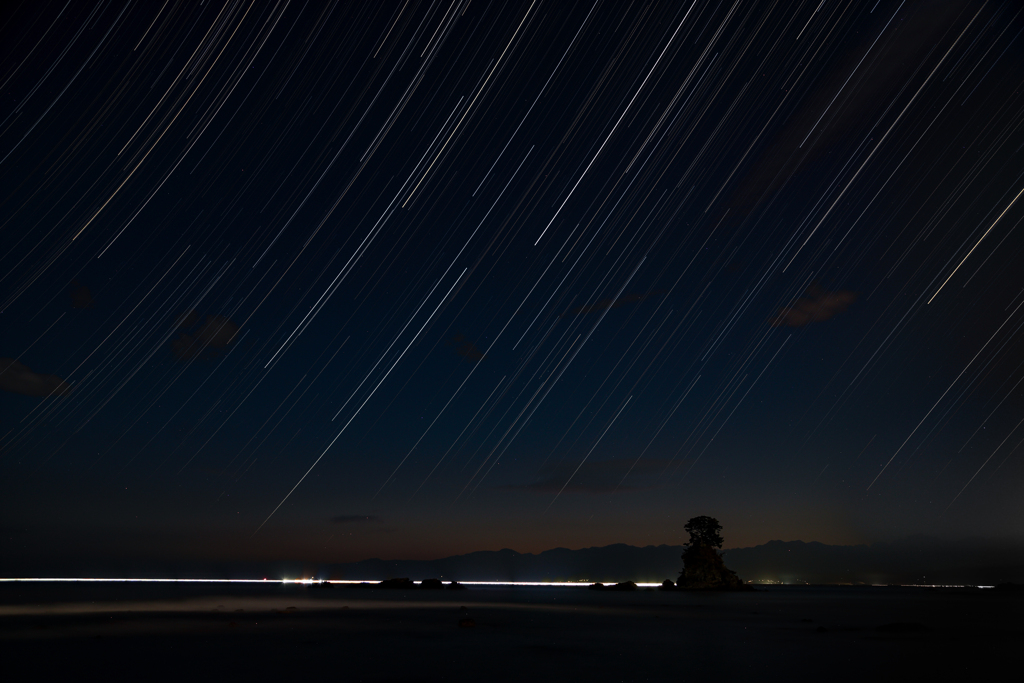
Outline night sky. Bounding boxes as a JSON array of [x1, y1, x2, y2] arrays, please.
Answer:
[[2, 0, 1023, 569]]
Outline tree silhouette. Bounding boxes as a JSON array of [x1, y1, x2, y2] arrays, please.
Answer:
[[677, 516, 745, 590], [684, 516, 724, 549]]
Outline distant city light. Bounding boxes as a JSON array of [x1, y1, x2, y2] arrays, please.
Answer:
[[0, 578, 995, 588], [0, 577, 668, 587]]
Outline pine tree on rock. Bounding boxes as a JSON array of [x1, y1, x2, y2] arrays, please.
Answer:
[[677, 516, 748, 590]]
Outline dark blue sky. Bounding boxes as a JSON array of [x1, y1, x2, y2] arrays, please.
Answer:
[[2, 0, 1023, 567]]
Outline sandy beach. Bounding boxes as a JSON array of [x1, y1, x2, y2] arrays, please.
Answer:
[[1, 582, 1018, 681]]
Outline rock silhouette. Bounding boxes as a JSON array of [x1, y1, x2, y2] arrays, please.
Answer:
[[589, 581, 638, 591], [365, 578, 465, 590], [676, 516, 749, 590]]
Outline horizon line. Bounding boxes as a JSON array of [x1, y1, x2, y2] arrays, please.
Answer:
[[0, 578, 996, 589]]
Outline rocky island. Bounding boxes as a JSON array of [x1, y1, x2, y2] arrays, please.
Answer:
[[673, 516, 751, 590]]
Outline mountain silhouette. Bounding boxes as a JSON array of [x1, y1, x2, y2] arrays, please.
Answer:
[[323, 538, 1024, 585]]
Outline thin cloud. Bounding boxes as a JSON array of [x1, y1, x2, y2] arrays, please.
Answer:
[[500, 458, 674, 494], [69, 280, 94, 309], [171, 311, 240, 360], [561, 290, 664, 318], [770, 284, 857, 327], [0, 358, 71, 397], [175, 309, 200, 328], [447, 333, 485, 363], [330, 514, 381, 524]]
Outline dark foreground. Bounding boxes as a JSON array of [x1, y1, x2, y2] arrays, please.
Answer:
[[0, 583, 1017, 682]]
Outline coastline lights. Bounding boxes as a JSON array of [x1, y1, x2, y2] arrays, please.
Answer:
[[0, 578, 997, 588], [0, 581, 995, 589], [0, 578, 670, 587]]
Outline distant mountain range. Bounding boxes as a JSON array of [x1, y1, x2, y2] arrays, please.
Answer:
[[4, 536, 1021, 584], [324, 538, 1024, 585]]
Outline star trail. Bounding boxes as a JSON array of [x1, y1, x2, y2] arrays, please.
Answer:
[[1, 0, 1022, 568]]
